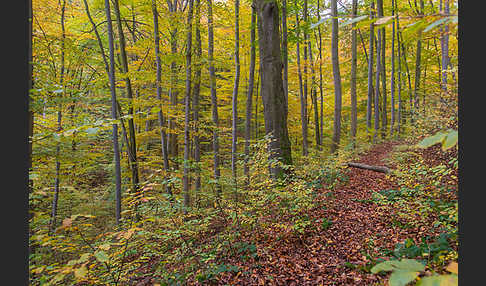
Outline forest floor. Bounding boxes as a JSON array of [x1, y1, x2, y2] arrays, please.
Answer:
[[208, 140, 458, 286]]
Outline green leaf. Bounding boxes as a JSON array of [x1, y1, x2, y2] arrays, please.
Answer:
[[371, 260, 396, 273], [394, 259, 426, 272], [74, 265, 88, 279], [442, 130, 458, 150], [416, 274, 458, 286], [341, 15, 368, 27], [389, 270, 420, 286], [94, 250, 109, 263], [417, 132, 447, 149]]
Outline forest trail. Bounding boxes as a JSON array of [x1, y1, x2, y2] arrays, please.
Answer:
[[216, 140, 439, 286]]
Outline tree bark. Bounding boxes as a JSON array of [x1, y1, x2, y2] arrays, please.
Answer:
[[193, 0, 202, 195], [347, 162, 391, 173], [282, 0, 288, 108], [295, 6, 308, 156], [104, 0, 123, 225], [330, 0, 342, 153], [152, 0, 172, 197], [244, 3, 256, 182], [366, 0, 375, 140], [256, 0, 292, 178], [207, 0, 222, 197], [231, 0, 240, 196], [390, 0, 396, 136], [350, 0, 358, 146], [183, 0, 194, 212], [440, 0, 449, 92]]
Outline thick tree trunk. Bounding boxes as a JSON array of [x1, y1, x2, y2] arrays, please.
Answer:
[[152, 0, 172, 196], [244, 3, 256, 182], [330, 0, 342, 153], [183, 0, 194, 212], [256, 0, 292, 178], [282, 0, 288, 108], [104, 0, 123, 225], [350, 0, 358, 146], [207, 0, 221, 197]]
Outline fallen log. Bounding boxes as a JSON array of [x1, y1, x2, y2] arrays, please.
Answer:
[[347, 162, 391, 174]]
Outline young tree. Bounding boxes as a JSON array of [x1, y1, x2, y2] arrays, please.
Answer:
[[295, 6, 308, 156], [255, 0, 292, 178], [183, 0, 195, 211], [330, 0, 343, 153], [104, 0, 123, 225], [231, 0, 240, 193], [350, 0, 358, 146], [207, 0, 222, 197], [244, 2, 256, 182]]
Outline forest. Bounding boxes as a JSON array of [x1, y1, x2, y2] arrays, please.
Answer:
[[28, 0, 458, 285]]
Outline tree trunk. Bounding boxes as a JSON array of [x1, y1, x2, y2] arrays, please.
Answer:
[[244, 3, 256, 183], [317, 0, 324, 147], [193, 0, 202, 195], [374, 0, 382, 144], [104, 0, 123, 225], [295, 7, 308, 156], [112, 0, 139, 197], [330, 0, 342, 153], [350, 0, 358, 146], [396, 0, 402, 134], [256, 0, 292, 178], [207, 0, 221, 197], [49, 0, 66, 235], [168, 0, 179, 163], [231, 0, 240, 197], [152, 0, 172, 197], [308, 30, 320, 149], [390, 0, 396, 136], [282, 0, 288, 108], [440, 0, 449, 92], [366, 0, 375, 141], [183, 0, 194, 212]]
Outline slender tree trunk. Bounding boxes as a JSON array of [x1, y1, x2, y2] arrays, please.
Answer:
[[330, 0, 342, 153], [193, 0, 202, 195], [244, 3, 256, 183], [112, 0, 139, 196], [374, 0, 383, 143], [303, 0, 309, 142], [295, 8, 308, 156], [168, 0, 179, 163], [317, 0, 324, 147], [256, 0, 292, 178], [49, 0, 66, 235], [440, 0, 449, 93], [350, 0, 358, 146], [396, 0, 402, 134], [152, 0, 171, 196], [231, 0, 240, 198], [207, 0, 221, 197], [28, 0, 34, 202], [308, 30, 320, 149], [183, 0, 194, 212], [255, 67, 260, 139], [104, 0, 122, 225], [380, 0, 387, 139], [366, 0, 375, 141], [282, 0, 288, 108], [390, 0, 396, 136], [413, 0, 424, 119]]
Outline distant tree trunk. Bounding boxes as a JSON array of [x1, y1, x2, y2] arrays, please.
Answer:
[[244, 3, 256, 183], [28, 0, 34, 202], [317, 0, 324, 147], [396, 0, 402, 134], [350, 0, 358, 146], [104, 0, 123, 225], [440, 0, 449, 92], [303, 0, 309, 146], [255, 68, 260, 139], [112, 0, 139, 196], [256, 0, 292, 178], [152, 0, 171, 196], [49, 0, 66, 235], [193, 0, 202, 195], [366, 0, 375, 141], [330, 0, 342, 153], [168, 0, 179, 163], [282, 0, 288, 108], [295, 7, 308, 156], [308, 30, 320, 150], [183, 0, 194, 212], [381, 4, 387, 139], [413, 0, 424, 116], [373, 0, 383, 143], [231, 0, 240, 197], [207, 0, 221, 197], [390, 0, 396, 136]]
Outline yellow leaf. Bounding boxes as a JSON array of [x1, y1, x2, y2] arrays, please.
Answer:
[[446, 262, 458, 274], [74, 265, 88, 279]]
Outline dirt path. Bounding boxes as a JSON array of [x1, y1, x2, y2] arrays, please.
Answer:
[[218, 141, 434, 286]]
